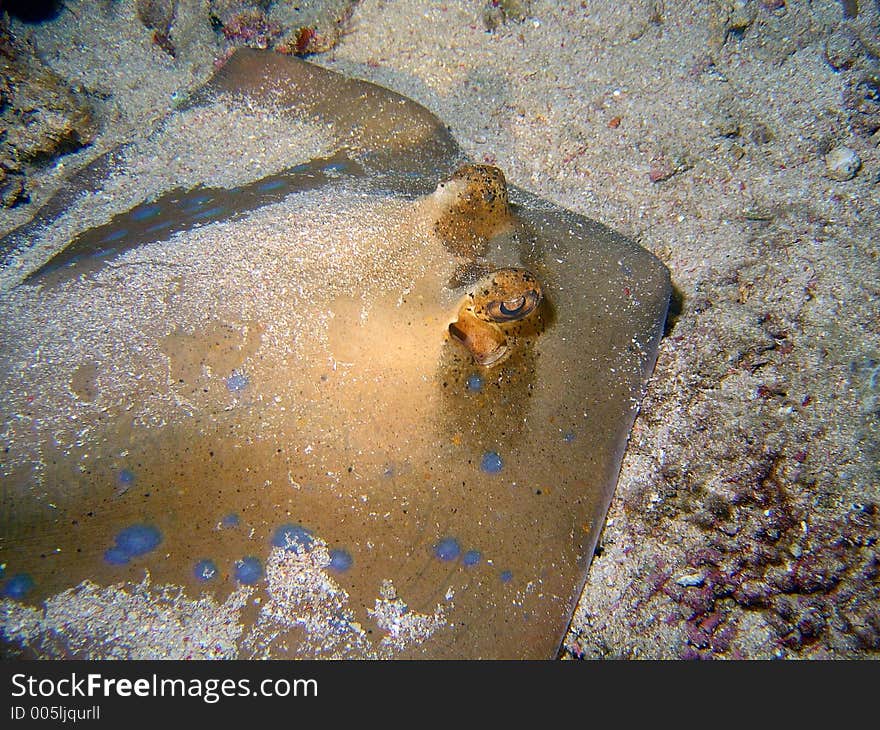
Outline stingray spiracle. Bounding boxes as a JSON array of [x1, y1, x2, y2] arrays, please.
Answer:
[[449, 267, 543, 367]]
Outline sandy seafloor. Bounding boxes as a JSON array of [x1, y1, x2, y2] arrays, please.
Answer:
[[1, 0, 878, 659]]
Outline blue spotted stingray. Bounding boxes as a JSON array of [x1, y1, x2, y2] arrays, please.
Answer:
[[0, 49, 670, 659]]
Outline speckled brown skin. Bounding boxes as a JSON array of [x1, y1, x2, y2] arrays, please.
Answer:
[[449, 266, 544, 367], [448, 308, 509, 366], [431, 164, 513, 257], [468, 267, 542, 323], [431, 165, 544, 366]]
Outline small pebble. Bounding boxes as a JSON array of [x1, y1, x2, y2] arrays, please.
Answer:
[[823, 29, 862, 72], [675, 572, 705, 587], [824, 146, 861, 181], [728, 0, 757, 31]]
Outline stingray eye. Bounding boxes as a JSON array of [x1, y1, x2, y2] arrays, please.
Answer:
[[485, 289, 541, 322], [499, 296, 526, 317]]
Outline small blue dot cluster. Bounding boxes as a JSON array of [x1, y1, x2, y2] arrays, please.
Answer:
[[431, 537, 514, 584], [93, 515, 358, 588]]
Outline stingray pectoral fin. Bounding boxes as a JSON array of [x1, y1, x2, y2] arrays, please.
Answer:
[[449, 309, 508, 367]]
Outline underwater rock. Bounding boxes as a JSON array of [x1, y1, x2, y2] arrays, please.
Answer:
[[0, 14, 96, 205], [824, 145, 861, 180], [136, 0, 179, 57], [483, 0, 532, 32], [211, 1, 282, 50], [0, 49, 670, 659], [209, 0, 357, 55], [0, 25, 96, 163], [271, 0, 357, 55], [824, 27, 863, 72], [0, 162, 27, 208]]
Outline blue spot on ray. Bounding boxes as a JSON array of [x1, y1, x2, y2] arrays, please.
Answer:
[[434, 537, 460, 561], [466, 374, 483, 392], [116, 524, 162, 556], [220, 513, 240, 529], [480, 451, 503, 474], [462, 550, 482, 567], [103, 547, 131, 565], [2, 573, 34, 599], [194, 559, 218, 582], [271, 523, 314, 554], [234, 557, 262, 584], [328, 549, 353, 572], [225, 371, 249, 392], [104, 524, 162, 565], [500, 570, 513, 583]]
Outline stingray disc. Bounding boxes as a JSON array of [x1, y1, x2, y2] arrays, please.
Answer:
[[0, 49, 670, 659]]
